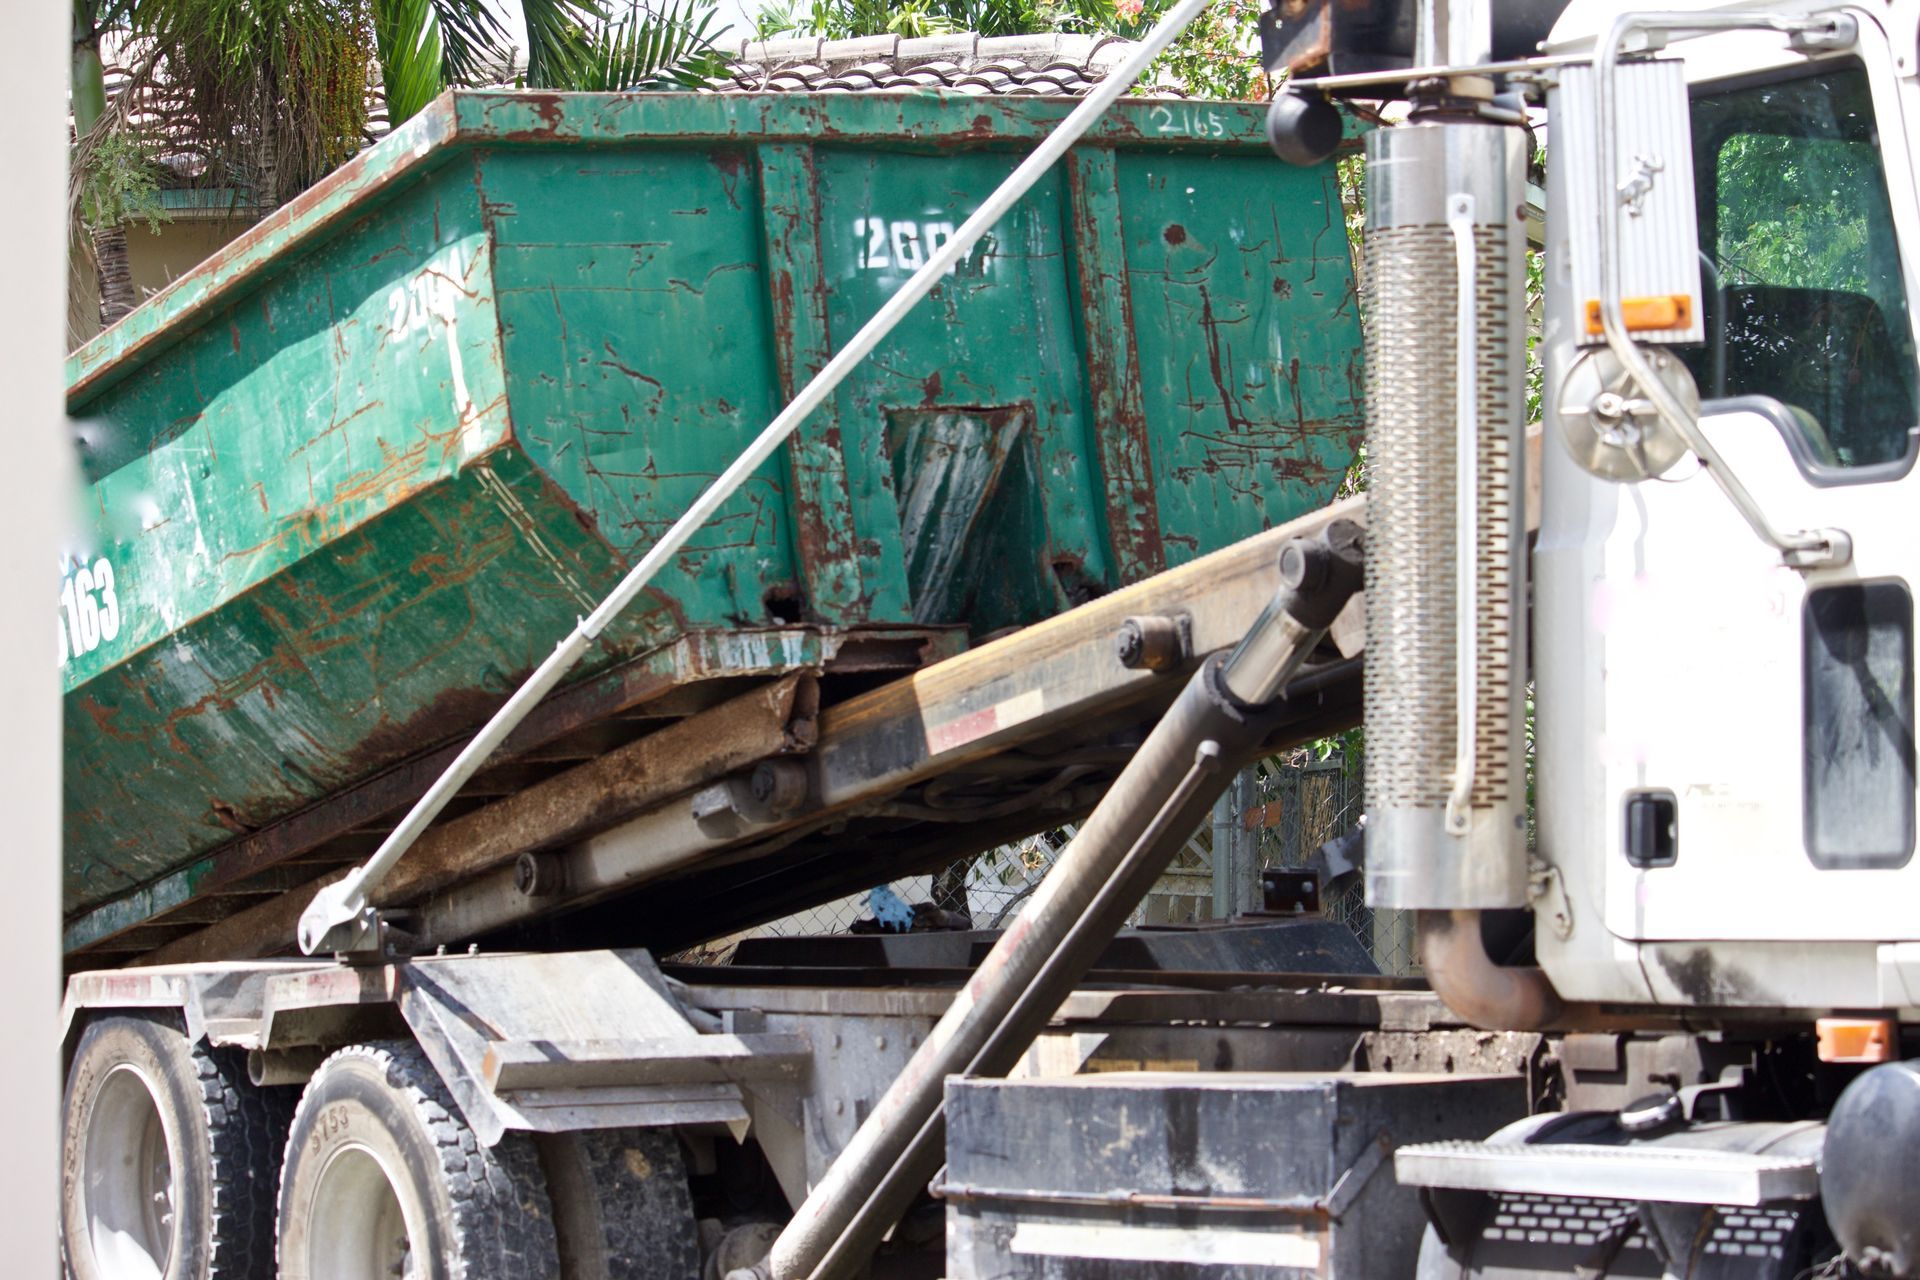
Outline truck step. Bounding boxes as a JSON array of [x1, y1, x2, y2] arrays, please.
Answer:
[[1394, 1140, 1819, 1206]]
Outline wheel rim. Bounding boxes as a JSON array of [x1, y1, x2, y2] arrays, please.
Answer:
[[82, 1064, 177, 1280], [304, 1143, 418, 1280]]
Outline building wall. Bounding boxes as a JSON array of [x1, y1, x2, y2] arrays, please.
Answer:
[[69, 216, 256, 351]]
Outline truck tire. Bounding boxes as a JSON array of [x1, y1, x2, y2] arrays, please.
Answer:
[[275, 1041, 559, 1280], [61, 1012, 287, 1280], [537, 1129, 700, 1280]]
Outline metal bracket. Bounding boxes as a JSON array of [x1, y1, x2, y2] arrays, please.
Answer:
[[1788, 11, 1858, 52], [299, 877, 384, 957], [1327, 1130, 1394, 1219], [691, 760, 810, 829], [1528, 859, 1574, 942], [1444, 192, 1480, 838]]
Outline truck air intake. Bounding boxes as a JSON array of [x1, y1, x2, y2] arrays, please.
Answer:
[[1362, 119, 1530, 910]]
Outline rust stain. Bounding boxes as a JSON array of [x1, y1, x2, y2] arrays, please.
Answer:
[[526, 93, 567, 134], [1163, 223, 1188, 246], [288, 399, 382, 462], [351, 683, 510, 771], [1197, 284, 1253, 435], [208, 799, 252, 834], [597, 341, 665, 398], [709, 148, 747, 210], [1067, 152, 1165, 580]]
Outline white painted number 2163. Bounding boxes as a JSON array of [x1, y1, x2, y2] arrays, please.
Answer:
[[59, 557, 121, 667]]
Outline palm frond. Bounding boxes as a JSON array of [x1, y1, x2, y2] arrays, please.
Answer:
[[518, 0, 609, 89], [566, 0, 730, 92], [121, 0, 373, 205], [752, 2, 802, 38], [419, 0, 514, 84], [374, 0, 446, 123]]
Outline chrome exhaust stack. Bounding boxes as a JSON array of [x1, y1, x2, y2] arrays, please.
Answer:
[[1361, 112, 1530, 913]]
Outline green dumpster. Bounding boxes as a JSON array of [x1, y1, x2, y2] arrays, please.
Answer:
[[61, 89, 1362, 932]]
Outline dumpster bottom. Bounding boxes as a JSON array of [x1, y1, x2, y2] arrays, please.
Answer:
[[942, 1071, 1527, 1279]]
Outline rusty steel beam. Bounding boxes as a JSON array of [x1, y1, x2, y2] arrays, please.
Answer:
[[192, 634, 810, 897], [611, 662, 1361, 958], [374, 674, 818, 906], [134, 674, 819, 967], [132, 873, 342, 968], [409, 499, 1364, 949]]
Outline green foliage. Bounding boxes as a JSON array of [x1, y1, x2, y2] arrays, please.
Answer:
[[1524, 142, 1546, 429], [77, 0, 730, 208], [751, 0, 1268, 101], [1307, 726, 1364, 773], [78, 131, 171, 234], [369, 0, 732, 103], [1524, 245, 1544, 426], [515, 0, 605, 88], [1138, 0, 1264, 101], [1336, 151, 1364, 253], [1713, 132, 1881, 294], [566, 0, 734, 91], [755, 0, 1117, 40]]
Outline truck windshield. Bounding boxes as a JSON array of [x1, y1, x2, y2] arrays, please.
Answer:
[[1684, 61, 1919, 471]]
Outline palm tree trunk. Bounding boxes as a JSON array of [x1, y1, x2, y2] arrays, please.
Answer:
[[72, 5, 131, 328], [92, 223, 135, 327], [71, 1, 107, 133]]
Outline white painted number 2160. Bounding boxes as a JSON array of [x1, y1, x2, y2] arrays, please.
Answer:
[[59, 557, 121, 667], [855, 217, 960, 274]]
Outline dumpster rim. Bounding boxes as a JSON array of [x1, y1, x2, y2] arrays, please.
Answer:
[[67, 89, 1281, 405]]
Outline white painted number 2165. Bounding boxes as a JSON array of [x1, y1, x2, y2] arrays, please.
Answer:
[[59, 558, 121, 667]]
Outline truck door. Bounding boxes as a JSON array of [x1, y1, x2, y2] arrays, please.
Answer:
[[1573, 19, 1920, 950]]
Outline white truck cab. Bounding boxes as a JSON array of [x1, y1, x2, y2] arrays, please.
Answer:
[[1534, 0, 1920, 1013]]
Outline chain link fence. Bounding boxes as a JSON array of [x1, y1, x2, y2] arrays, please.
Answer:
[[1243, 751, 1417, 975], [694, 750, 1416, 976]]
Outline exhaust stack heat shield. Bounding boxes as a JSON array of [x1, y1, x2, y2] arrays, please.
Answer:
[[1362, 121, 1529, 910]]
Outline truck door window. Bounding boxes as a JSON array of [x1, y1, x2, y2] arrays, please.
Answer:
[[1803, 580, 1915, 870], [1684, 63, 1919, 472]]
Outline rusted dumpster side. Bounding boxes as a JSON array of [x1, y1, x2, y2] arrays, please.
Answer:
[[62, 90, 1361, 957]]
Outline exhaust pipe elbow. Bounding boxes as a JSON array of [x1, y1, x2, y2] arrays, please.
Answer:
[[1416, 909, 1564, 1031]]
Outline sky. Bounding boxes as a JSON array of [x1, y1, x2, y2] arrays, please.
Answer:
[[710, 0, 762, 41]]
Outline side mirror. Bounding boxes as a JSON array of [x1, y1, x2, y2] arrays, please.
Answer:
[[1549, 57, 1703, 483], [1556, 346, 1697, 481]]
